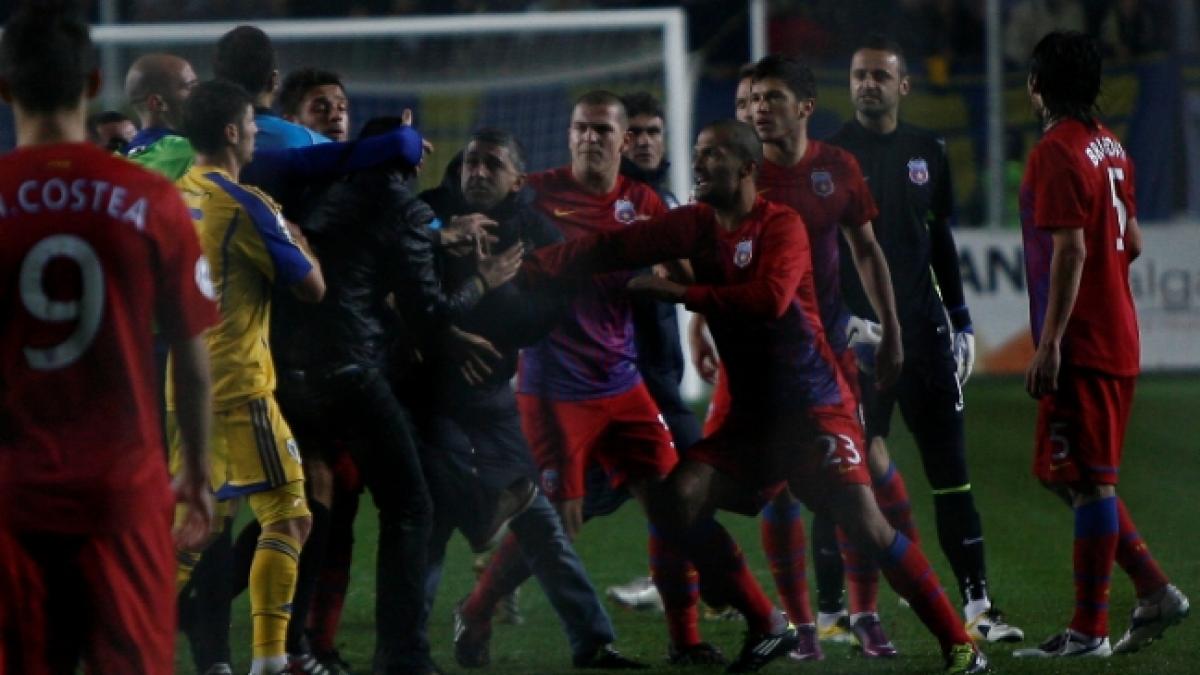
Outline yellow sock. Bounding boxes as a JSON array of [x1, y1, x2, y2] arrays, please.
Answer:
[[249, 531, 301, 661], [176, 549, 201, 592]]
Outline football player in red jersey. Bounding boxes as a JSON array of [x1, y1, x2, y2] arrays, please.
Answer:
[[1013, 30, 1188, 659], [521, 119, 988, 675], [0, 5, 216, 673]]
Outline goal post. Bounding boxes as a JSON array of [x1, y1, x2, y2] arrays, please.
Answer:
[[90, 10, 693, 201]]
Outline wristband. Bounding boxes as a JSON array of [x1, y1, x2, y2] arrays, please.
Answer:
[[947, 305, 973, 333]]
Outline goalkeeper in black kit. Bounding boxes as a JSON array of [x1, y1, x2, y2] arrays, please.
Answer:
[[827, 35, 1025, 642]]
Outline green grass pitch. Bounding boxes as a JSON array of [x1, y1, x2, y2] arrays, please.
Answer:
[[183, 374, 1199, 674]]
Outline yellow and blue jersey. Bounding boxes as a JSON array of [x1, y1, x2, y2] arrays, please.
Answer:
[[167, 166, 313, 411]]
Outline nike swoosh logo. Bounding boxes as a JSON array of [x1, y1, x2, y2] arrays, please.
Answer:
[[553, 209, 576, 217]]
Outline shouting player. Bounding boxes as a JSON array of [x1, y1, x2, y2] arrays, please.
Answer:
[[0, 5, 216, 672], [521, 119, 989, 675], [1013, 30, 1189, 659]]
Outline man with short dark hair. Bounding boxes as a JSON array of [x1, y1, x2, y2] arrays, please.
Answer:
[[828, 35, 1023, 643], [1012, 30, 1188, 659], [0, 6, 216, 673], [86, 109, 137, 151], [418, 127, 643, 670], [521, 118, 989, 675], [280, 68, 349, 142], [173, 78, 326, 675]]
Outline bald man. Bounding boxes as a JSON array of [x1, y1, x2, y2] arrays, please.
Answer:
[[124, 54, 200, 178]]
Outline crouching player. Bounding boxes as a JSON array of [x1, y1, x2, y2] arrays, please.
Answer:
[[520, 120, 988, 674]]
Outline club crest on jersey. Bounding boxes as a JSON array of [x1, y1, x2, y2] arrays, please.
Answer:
[[613, 198, 638, 225], [540, 469, 561, 497], [733, 238, 753, 268], [810, 170, 835, 197], [907, 158, 930, 185]]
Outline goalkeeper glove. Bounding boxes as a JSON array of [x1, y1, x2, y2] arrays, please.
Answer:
[[845, 315, 883, 374], [948, 305, 975, 385]]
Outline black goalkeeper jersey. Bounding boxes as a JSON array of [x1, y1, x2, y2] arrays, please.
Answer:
[[828, 119, 968, 344]]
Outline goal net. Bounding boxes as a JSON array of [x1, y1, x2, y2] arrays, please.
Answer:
[[85, 10, 691, 196]]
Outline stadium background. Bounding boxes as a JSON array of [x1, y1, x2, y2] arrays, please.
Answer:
[[1, 1, 1195, 672]]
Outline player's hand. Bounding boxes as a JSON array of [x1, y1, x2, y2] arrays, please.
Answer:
[[1025, 341, 1060, 398], [626, 275, 685, 302], [687, 313, 719, 384], [476, 240, 525, 290], [442, 213, 499, 256], [845, 315, 883, 373], [401, 107, 435, 170], [450, 327, 503, 385], [172, 469, 215, 553], [952, 329, 976, 385], [874, 328, 903, 390]]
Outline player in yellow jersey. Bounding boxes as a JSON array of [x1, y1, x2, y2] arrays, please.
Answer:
[[167, 79, 325, 675]]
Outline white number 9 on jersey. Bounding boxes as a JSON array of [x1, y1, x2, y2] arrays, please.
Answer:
[[19, 234, 105, 370]]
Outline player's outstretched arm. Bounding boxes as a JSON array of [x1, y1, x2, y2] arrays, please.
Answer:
[[1026, 227, 1086, 398], [245, 125, 425, 187], [169, 334, 215, 552], [842, 221, 904, 388]]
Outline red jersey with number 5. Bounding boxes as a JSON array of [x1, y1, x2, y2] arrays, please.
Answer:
[[1020, 119, 1139, 377], [0, 143, 218, 533]]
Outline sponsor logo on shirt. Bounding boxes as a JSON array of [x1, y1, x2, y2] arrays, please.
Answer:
[[810, 170, 835, 197], [613, 198, 637, 225], [733, 238, 754, 268], [907, 158, 929, 186]]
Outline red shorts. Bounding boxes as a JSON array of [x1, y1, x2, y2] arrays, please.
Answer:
[[704, 349, 860, 437], [518, 383, 677, 502], [1034, 368, 1135, 485], [0, 507, 175, 674], [689, 405, 870, 515]]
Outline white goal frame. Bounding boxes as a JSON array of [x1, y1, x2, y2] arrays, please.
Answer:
[[91, 9, 694, 204]]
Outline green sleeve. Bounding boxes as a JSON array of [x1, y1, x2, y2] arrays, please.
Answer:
[[127, 135, 196, 181]]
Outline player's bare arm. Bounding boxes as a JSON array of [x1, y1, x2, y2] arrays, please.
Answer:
[[169, 333, 216, 551], [1125, 216, 1143, 261], [1025, 226, 1086, 398], [841, 220, 903, 388]]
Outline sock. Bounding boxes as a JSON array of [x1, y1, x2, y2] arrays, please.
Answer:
[[287, 499, 330, 654], [250, 654, 287, 675], [760, 498, 814, 625], [877, 532, 971, 653], [648, 524, 701, 647], [932, 489, 988, 604], [249, 531, 302, 662], [461, 532, 522, 623], [836, 526, 878, 615], [682, 517, 776, 634], [811, 511, 846, 615], [1070, 496, 1118, 638], [186, 521, 234, 671], [873, 462, 918, 544], [1114, 498, 1169, 598], [176, 549, 202, 591], [307, 482, 360, 654], [233, 520, 264, 597]]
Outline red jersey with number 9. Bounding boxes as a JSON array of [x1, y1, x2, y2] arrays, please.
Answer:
[[1019, 118, 1139, 377], [0, 143, 218, 533]]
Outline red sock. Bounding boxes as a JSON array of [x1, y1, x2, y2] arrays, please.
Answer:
[[685, 518, 776, 634], [836, 526, 878, 615], [308, 567, 349, 653], [760, 498, 813, 625], [878, 533, 970, 653], [462, 532, 522, 622], [1070, 497, 1119, 638], [872, 462, 919, 544], [1115, 498, 1169, 598], [649, 526, 701, 647]]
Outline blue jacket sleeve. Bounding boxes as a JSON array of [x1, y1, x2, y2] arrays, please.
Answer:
[[244, 126, 424, 187]]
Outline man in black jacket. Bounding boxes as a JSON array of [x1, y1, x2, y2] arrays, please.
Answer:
[[289, 118, 525, 675], [419, 129, 645, 671]]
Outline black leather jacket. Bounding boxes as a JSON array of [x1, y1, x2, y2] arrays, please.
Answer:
[[296, 168, 485, 370]]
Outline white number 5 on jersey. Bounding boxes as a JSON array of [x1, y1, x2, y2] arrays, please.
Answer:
[[1107, 167, 1128, 252]]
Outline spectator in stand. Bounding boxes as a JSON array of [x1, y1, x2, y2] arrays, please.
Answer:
[[1004, 0, 1087, 65]]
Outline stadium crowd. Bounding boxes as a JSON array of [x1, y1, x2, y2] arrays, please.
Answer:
[[0, 3, 1191, 675]]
